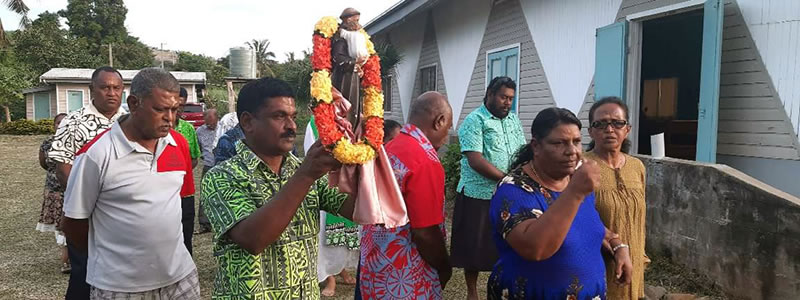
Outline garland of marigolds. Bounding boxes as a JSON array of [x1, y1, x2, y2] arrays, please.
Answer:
[[311, 16, 384, 164]]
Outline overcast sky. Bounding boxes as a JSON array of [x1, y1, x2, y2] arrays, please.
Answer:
[[1, 0, 399, 61]]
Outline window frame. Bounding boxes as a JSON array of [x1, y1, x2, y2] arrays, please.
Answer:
[[66, 89, 85, 113], [419, 63, 438, 93], [33, 92, 52, 121]]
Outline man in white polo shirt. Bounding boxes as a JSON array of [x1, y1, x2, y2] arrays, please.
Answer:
[[62, 68, 199, 299]]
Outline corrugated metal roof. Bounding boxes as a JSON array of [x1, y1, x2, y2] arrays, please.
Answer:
[[39, 68, 206, 83]]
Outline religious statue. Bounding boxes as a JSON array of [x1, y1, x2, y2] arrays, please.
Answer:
[[331, 7, 369, 127], [309, 10, 408, 229]]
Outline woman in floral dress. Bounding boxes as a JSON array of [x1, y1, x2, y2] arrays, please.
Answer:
[[36, 113, 69, 273], [487, 108, 633, 299]]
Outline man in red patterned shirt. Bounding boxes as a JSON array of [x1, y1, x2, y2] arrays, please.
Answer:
[[359, 91, 453, 299]]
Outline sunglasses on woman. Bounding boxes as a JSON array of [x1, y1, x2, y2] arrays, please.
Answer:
[[590, 119, 628, 129]]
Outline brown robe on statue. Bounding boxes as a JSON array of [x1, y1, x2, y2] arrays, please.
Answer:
[[331, 30, 362, 126]]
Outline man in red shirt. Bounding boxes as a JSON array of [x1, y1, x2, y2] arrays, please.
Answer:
[[360, 91, 453, 299]]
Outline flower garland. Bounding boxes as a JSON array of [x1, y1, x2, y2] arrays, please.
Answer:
[[311, 16, 384, 164]]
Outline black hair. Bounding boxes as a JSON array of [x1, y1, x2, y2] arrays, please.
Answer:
[[509, 107, 582, 171], [53, 113, 68, 129], [484, 76, 516, 103], [236, 77, 295, 120], [586, 96, 632, 153], [179, 87, 188, 99], [90, 66, 123, 88], [130, 68, 179, 100], [384, 119, 401, 136]]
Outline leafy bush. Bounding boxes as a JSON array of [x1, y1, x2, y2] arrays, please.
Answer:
[[203, 86, 231, 116], [440, 140, 462, 202], [0, 119, 55, 135]]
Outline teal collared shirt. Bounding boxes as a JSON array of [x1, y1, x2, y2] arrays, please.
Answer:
[[457, 104, 526, 200]]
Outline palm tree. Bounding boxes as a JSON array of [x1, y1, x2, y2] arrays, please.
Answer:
[[246, 39, 277, 77], [375, 40, 403, 78], [1, 0, 31, 47]]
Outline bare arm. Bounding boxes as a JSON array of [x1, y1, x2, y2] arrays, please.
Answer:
[[464, 151, 505, 181], [62, 217, 89, 254], [55, 163, 72, 188], [227, 141, 341, 255], [337, 194, 356, 221], [505, 189, 585, 260], [227, 173, 318, 255], [505, 161, 601, 261], [38, 149, 48, 170], [411, 226, 452, 288]]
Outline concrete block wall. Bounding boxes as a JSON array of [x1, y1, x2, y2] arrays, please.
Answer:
[[640, 156, 800, 299]]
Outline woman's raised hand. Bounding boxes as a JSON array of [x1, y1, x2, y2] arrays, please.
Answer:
[[566, 159, 600, 197]]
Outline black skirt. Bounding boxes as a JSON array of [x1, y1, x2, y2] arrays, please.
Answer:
[[450, 192, 499, 271]]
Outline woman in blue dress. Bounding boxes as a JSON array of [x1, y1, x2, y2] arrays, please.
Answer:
[[487, 107, 633, 299]]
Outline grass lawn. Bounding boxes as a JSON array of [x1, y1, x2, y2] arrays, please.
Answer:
[[0, 135, 487, 299]]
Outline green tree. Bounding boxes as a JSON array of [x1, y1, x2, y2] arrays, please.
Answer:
[[109, 36, 154, 69], [60, 0, 128, 50], [217, 55, 230, 70], [1, 0, 30, 47], [13, 12, 100, 74], [275, 51, 311, 103], [0, 59, 35, 122], [246, 39, 276, 77], [59, 0, 152, 68], [173, 51, 229, 85], [375, 40, 402, 78]]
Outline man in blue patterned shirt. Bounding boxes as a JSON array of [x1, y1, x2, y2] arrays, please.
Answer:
[[212, 125, 244, 165], [452, 76, 527, 300]]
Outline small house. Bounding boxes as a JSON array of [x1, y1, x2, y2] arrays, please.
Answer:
[[23, 68, 207, 120], [366, 0, 800, 199]]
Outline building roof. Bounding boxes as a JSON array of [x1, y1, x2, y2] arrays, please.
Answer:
[[364, 0, 438, 35], [21, 85, 55, 94], [39, 68, 206, 84]]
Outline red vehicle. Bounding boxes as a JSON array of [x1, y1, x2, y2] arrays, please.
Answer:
[[181, 103, 205, 129]]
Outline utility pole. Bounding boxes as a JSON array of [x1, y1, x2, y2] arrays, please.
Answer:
[[102, 44, 114, 67], [159, 43, 166, 68]]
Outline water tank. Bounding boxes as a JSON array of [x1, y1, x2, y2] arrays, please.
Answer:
[[229, 47, 256, 78]]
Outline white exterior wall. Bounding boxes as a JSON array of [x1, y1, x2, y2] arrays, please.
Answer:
[[520, 0, 623, 113], [432, 0, 492, 128], [388, 13, 426, 122], [376, 0, 800, 142], [737, 0, 800, 138]]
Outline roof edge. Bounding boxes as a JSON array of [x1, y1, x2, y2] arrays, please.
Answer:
[[22, 85, 56, 94], [365, 0, 436, 35]]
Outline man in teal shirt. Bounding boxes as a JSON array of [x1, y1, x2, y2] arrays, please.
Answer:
[[452, 76, 526, 300], [175, 87, 201, 255]]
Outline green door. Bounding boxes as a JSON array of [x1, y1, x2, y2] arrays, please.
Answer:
[[594, 21, 628, 100], [696, 0, 724, 163], [67, 90, 84, 112], [487, 46, 520, 113], [34, 93, 51, 120]]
